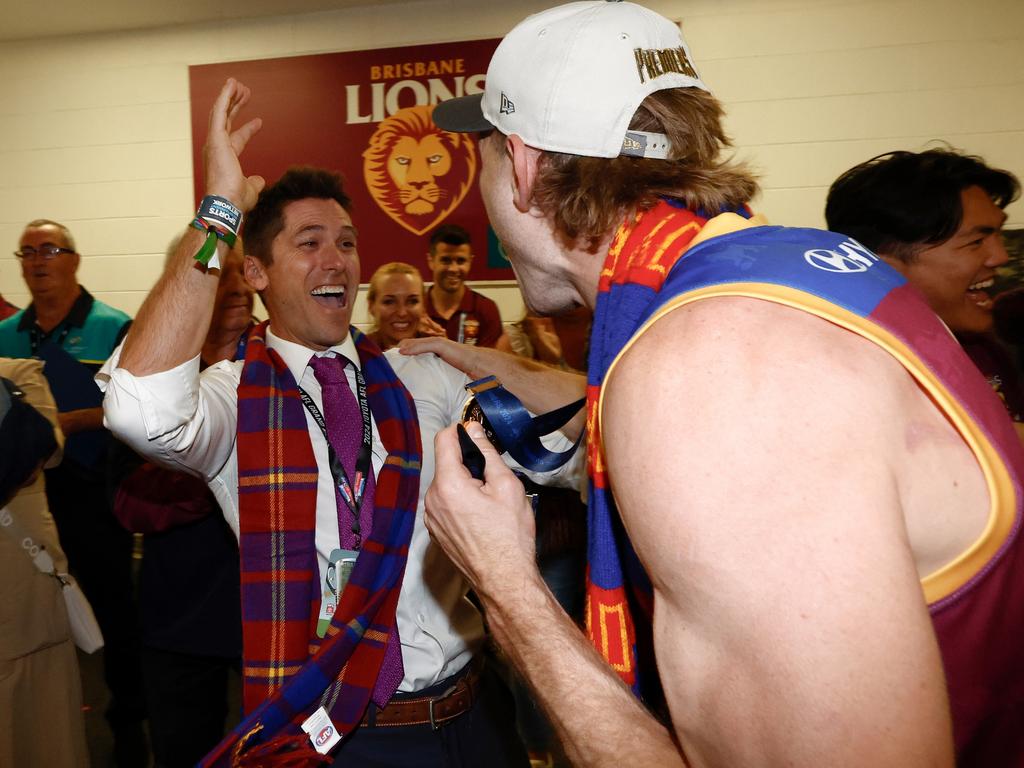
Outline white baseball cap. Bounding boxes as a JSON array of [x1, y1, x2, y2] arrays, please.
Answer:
[[433, 1, 709, 159]]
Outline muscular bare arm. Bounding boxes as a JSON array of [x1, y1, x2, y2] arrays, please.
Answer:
[[400, 335, 586, 438], [425, 297, 955, 767], [603, 298, 952, 766], [119, 79, 264, 375]]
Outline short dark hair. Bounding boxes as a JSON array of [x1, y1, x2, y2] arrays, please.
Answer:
[[428, 223, 471, 253], [825, 148, 1020, 262], [243, 167, 352, 265]]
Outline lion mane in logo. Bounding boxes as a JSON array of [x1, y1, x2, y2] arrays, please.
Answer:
[[362, 104, 477, 236]]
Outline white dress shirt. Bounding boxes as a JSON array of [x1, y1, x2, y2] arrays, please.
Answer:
[[99, 328, 581, 692]]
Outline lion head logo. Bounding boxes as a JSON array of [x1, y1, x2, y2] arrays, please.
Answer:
[[363, 104, 478, 236]]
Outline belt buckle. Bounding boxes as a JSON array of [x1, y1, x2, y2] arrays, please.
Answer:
[[427, 684, 458, 730]]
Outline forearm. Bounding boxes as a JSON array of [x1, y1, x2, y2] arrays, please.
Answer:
[[426, 423, 684, 764], [122, 79, 263, 375], [57, 406, 105, 435], [403, 338, 586, 437], [476, 349, 585, 438], [483, 573, 686, 767], [119, 228, 223, 375]]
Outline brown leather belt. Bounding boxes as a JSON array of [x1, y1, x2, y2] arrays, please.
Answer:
[[360, 661, 481, 730]]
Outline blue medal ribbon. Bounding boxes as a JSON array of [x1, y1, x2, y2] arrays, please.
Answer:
[[463, 375, 584, 472]]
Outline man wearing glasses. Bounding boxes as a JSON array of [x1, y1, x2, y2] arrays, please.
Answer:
[[2, 221, 130, 372], [0, 219, 149, 767]]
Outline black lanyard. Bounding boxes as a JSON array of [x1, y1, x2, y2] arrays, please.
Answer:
[[29, 323, 72, 356], [298, 363, 373, 550]]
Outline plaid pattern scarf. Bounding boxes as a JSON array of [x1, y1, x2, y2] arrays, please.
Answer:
[[201, 321, 421, 767], [585, 200, 747, 702]]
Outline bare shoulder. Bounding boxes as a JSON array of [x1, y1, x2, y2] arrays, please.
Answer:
[[603, 295, 984, 578], [602, 295, 918, 565], [600, 296, 956, 764], [604, 295, 918, 460]]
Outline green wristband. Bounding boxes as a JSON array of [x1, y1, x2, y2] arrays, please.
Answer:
[[193, 228, 219, 267]]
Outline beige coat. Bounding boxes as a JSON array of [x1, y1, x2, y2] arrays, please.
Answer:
[[0, 357, 89, 768]]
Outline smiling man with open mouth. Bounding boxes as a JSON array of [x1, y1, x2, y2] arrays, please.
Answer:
[[826, 148, 1018, 336], [99, 78, 587, 767], [827, 149, 1023, 426]]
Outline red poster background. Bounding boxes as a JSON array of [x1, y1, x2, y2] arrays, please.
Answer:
[[188, 39, 512, 282]]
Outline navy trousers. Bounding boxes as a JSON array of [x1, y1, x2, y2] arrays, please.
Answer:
[[330, 661, 529, 767]]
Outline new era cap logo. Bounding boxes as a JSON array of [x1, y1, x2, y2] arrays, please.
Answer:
[[804, 240, 878, 273], [620, 131, 671, 159], [622, 135, 644, 153], [500, 92, 515, 115]]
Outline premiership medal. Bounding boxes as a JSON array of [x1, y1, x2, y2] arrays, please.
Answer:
[[460, 375, 584, 472], [460, 393, 504, 453]]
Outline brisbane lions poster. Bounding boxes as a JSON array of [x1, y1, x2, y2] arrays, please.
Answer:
[[188, 38, 513, 281]]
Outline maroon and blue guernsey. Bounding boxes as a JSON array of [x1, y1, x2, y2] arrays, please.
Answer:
[[586, 202, 1024, 764]]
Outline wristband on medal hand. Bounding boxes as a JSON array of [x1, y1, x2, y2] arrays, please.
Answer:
[[189, 195, 242, 268]]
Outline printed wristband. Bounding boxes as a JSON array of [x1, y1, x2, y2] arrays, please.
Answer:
[[197, 195, 242, 237]]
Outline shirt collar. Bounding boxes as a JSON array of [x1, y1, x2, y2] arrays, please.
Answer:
[[18, 286, 93, 333], [426, 284, 476, 321], [265, 326, 360, 383]]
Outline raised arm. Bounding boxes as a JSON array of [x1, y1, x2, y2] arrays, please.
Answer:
[[399, 335, 586, 438], [424, 297, 955, 767], [119, 78, 264, 375]]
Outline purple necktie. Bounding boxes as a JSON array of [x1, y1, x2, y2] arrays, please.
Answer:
[[308, 354, 403, 704], [309, 354, 374, 548]]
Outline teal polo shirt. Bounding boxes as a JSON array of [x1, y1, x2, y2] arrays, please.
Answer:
[[0, 288, 131, 370]]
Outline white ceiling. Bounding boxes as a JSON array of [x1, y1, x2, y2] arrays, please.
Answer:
[[1, 0, 408, 42]]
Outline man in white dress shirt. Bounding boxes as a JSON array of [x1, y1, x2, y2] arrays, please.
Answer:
[[100, 79, 580, 766]]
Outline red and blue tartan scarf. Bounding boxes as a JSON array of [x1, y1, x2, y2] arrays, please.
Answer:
[[201, 321, 421, 767], [585, 200, 741, 703]]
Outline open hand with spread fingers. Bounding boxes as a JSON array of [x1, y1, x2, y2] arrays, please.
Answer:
[[202, 78, 266, 213]]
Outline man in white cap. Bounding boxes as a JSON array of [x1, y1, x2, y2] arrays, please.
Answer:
[[416, 2, 1024, 765]]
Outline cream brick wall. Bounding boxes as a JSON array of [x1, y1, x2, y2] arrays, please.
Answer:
[[0, 0, 1021, 321]]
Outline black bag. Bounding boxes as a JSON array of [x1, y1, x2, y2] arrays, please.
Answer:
[[0, 376, 58, 504]]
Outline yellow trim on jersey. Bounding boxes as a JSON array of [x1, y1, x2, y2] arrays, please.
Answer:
[[597, 282, 1016, 605]]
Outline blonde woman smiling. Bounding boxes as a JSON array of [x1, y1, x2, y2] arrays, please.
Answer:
[[366, 262, 445, 350]]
